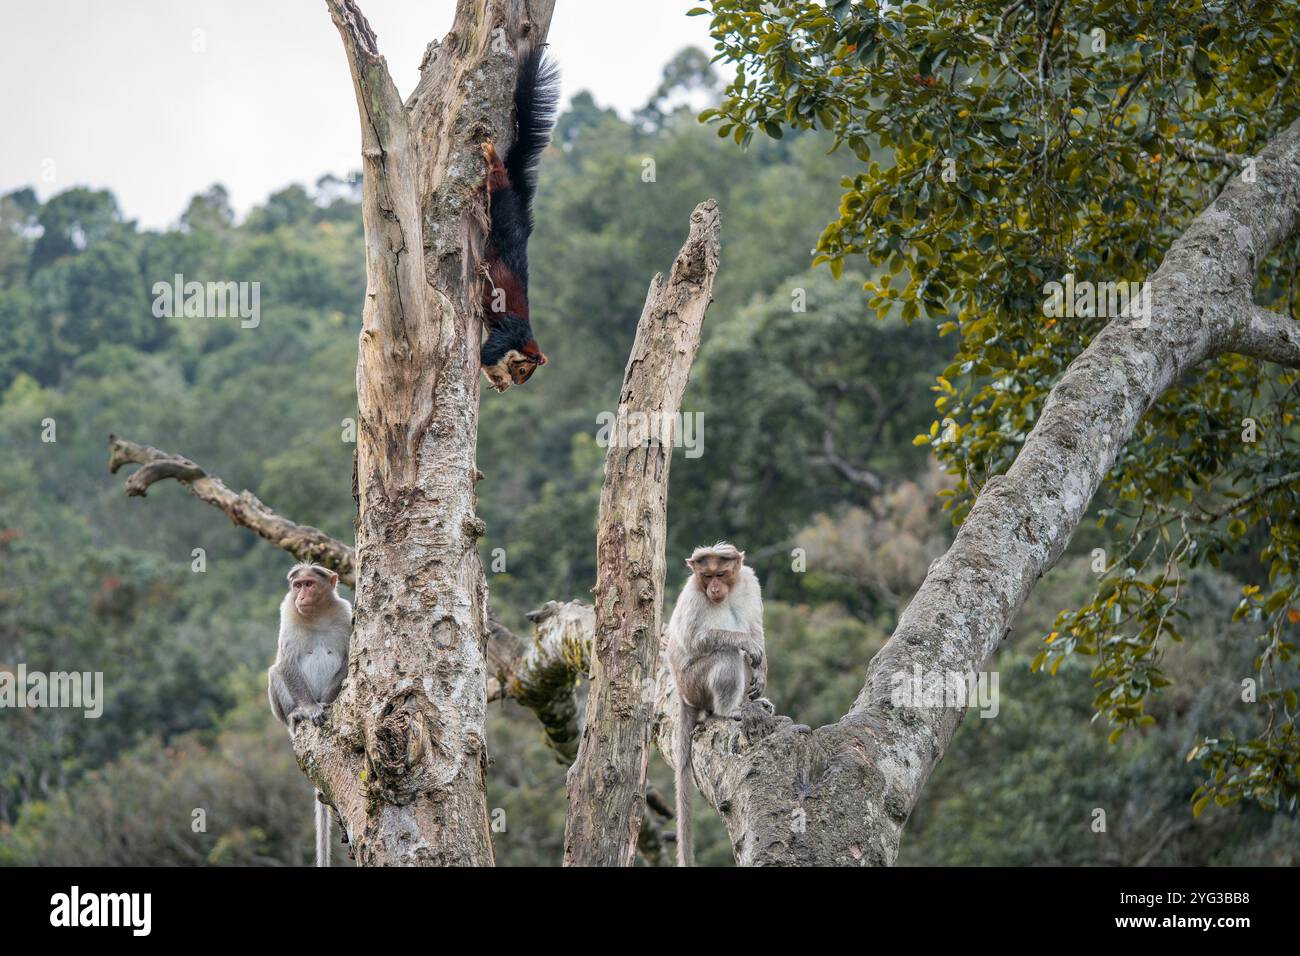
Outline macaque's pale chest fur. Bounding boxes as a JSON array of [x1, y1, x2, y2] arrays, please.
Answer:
[[300, 643, 343, 699], [692, 598, 744, 632], [278, 597, 352, 701]]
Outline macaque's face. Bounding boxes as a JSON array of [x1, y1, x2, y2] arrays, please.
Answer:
[[689, 556, 739, 604], [290, 568, 335, 615]]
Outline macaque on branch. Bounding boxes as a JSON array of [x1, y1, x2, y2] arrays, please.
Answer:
[[268, 563, 352, 866], [666, 542, 767, 867]]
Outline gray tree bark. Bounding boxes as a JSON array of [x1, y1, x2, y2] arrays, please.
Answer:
[[107, 435, 356, 581]]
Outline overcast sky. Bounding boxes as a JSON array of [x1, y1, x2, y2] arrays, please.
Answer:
[[0, 1, 711, 230]]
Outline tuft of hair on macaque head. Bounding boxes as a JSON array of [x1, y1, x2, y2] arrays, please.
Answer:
[[685, 542, 745, 604], [287, 563, 339, 616]]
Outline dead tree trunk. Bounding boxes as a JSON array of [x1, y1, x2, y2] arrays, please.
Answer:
[[562, 201, 721, 866], [165, 0, 547, 866]]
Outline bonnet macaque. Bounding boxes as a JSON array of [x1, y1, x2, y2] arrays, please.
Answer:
[[268, 562, 352, 866], [666, 542, 766, 867]]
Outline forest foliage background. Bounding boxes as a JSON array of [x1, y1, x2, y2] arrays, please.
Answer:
[[0, 50, 1296, 866]]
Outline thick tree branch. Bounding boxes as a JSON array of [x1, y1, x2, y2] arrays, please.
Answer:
[[108, 434, 356, 585], [562, 200, 722, 867], [324, 0, 425, 375]]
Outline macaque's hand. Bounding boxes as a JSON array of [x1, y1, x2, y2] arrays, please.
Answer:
[[748, 652, 767, 699], [289, 702, 325, 730]]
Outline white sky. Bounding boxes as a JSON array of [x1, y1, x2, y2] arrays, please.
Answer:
[[0, 1, 712, 230]]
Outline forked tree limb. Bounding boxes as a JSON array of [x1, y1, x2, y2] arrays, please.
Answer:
[[317, 0, 555, 865], [562, 199, 721, 867]]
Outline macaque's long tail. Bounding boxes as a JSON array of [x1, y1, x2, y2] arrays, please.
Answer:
[[674, 704, 695, 867], [315, 790, 331, 868]]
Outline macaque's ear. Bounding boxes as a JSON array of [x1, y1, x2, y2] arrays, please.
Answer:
[[328, 571, 339, 588], [736, 551, 746, 565], [684, 558, 695, 570]]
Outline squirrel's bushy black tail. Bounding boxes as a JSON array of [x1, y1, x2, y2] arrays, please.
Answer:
[[506, 47, 560, 229]]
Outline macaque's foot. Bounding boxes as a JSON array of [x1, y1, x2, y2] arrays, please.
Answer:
[[740, 699, 780, 741], [289, 702, 325, 730]]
